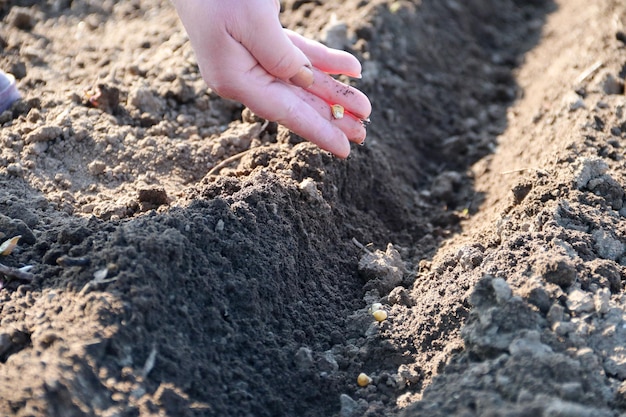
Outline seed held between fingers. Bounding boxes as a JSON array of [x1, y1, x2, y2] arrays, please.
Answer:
[[331, 104, 344, 119]]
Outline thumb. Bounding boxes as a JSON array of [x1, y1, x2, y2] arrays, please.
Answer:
[[237, 4, 314, 89]]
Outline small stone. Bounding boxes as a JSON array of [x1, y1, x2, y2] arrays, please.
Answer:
[[24, 126, 62, 144], [387, 286, 414, 307], [565, 92, 585, 111], [456, 245, 484, 270], [137, 187, 169, 209], [536, 255, 577, 288], [492, 277, 512, 304], [294, 346, 314, 371], [28, 141, 48, 156], [358, 244, 406, 294], [591, 229, 625, 261], [566, 289, 594, 314], [0, 71, 20, 113], [604, 350, 626, 380], [6, 162, 23, 176], [572, 157, 608, 190], [165, 77, 195, 103], [128, 84, 164, 114], [88, 160, 107, 175], [339, 394, 365, 417], [397, 364, 421, 385], [299, 178, 323, 202], [508, 331, 553, 358], [552, 321, 573, 336], [511, 182, 532, 204], [318, 351, 339, 374], [594, 288, 610, 314], [546, 304, 564, 324]]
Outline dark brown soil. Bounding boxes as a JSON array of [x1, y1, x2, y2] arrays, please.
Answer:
[[1, 0, 626, 416]]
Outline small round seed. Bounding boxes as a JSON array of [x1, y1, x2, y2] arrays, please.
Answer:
[[331, 104, 344, 119], [357, 373, 372, 387], [372, 309, 388, 322]]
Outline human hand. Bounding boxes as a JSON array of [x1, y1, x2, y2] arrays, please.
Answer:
[[172, 0, 371, 158]]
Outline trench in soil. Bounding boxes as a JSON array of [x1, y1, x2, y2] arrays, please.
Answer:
[[3, 0, 618, 416]]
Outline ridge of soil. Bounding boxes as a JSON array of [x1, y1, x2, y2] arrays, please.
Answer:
[[0, 0, 626, 416]]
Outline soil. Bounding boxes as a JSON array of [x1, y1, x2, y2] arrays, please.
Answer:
[[1, 0, 626, 416]]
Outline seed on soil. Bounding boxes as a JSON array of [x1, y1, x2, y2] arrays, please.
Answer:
[[0, 236, 21, 256], [56, 256, 90, 267], [372, 309, 388, 322], [331, 104, 344, 119], [357, 373, 372, 387]]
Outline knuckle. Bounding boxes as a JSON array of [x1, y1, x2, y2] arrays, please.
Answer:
[[266, 53, 297, 77]]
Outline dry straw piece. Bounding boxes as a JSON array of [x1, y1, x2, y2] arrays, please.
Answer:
[[0, 236, 21, 256]]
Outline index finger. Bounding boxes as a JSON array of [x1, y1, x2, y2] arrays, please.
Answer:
[[285, 30, 362, 78]]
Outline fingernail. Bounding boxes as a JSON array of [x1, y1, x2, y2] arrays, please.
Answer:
[[289, 65, 314, 89]]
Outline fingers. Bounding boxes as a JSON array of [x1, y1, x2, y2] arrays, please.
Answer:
[[240, 78, 368, 157], [173, 0, 370, 157], [236, 2, 313, 88], [282, 31, 371, 121], [285, 29, 362, 78], [305, 67, 372, 121], [292, 86, 367, 144]]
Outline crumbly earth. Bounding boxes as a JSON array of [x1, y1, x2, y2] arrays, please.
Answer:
[[1, 0, 626, 416]]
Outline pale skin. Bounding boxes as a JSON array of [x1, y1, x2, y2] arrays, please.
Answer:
[[172, 0, 372, 158]]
